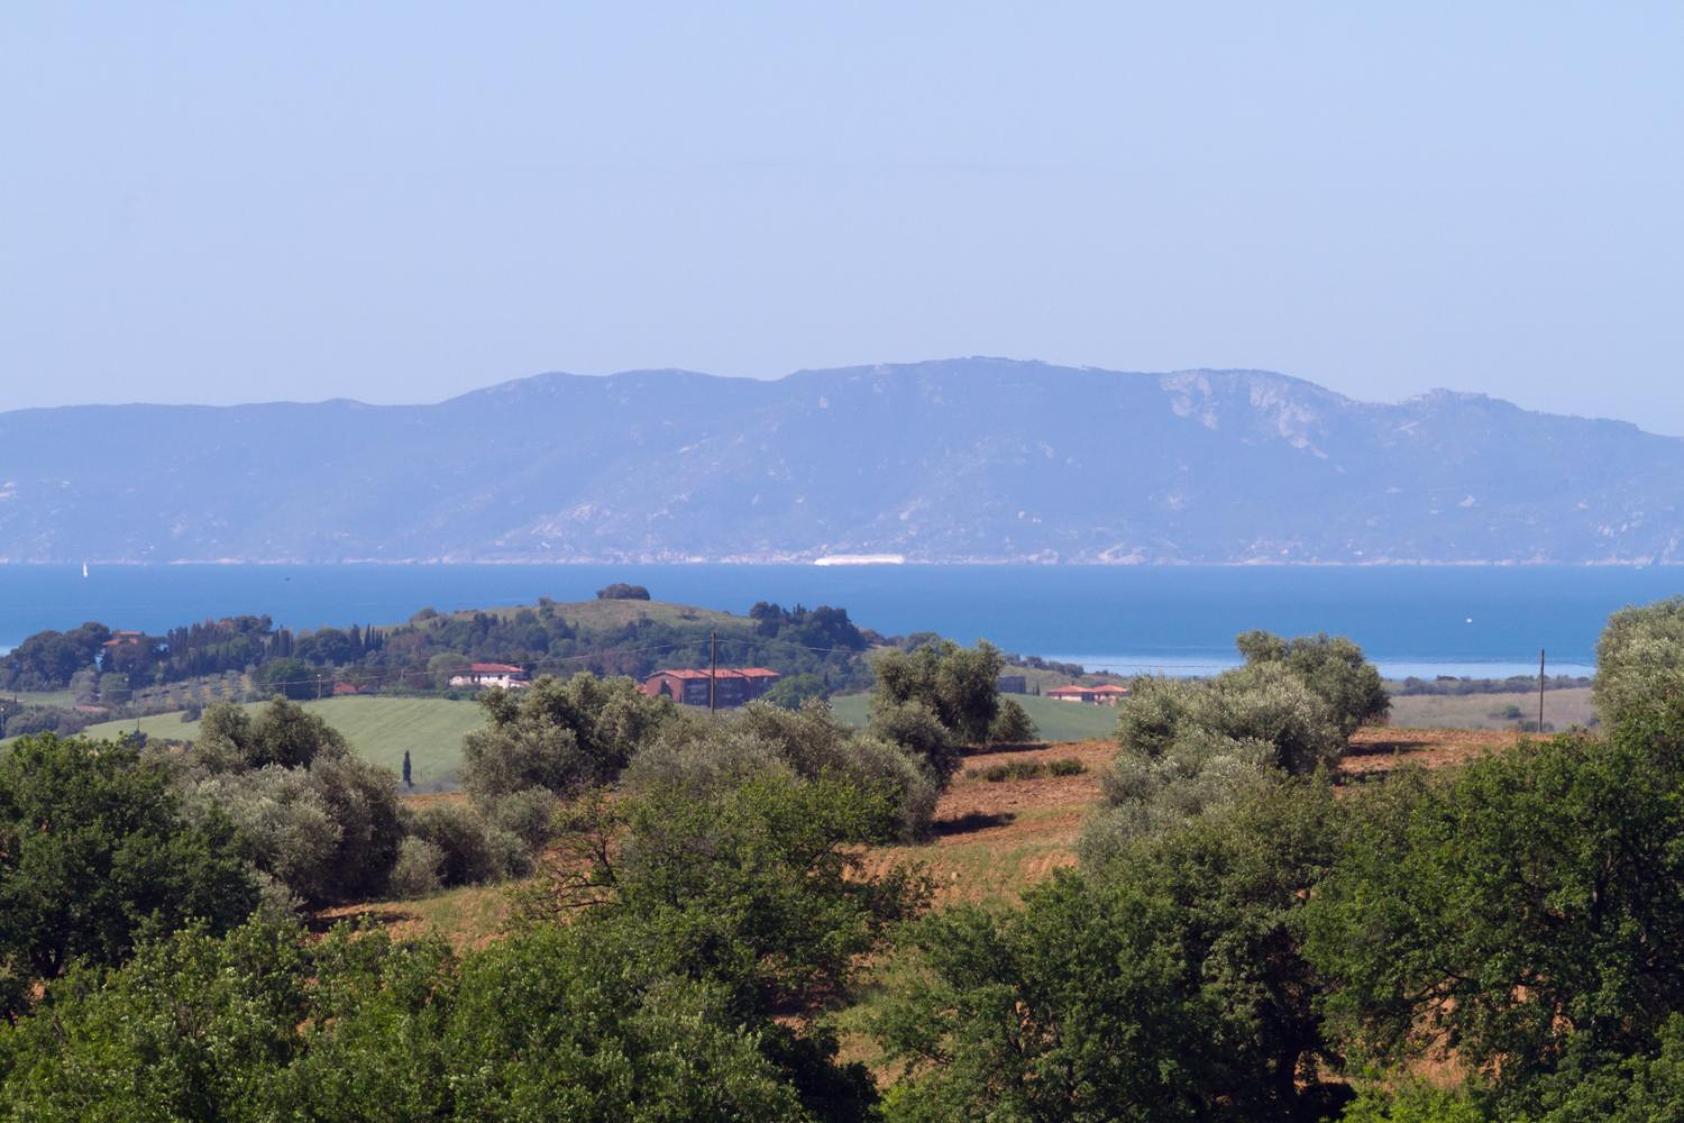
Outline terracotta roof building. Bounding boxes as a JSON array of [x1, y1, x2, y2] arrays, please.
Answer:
[[640, 667, 782, 708], [1047, 682, 1131, 706]]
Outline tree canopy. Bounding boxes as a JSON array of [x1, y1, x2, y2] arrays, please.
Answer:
[[0, 734, 258, 1016], [461, 672, 675, 801]]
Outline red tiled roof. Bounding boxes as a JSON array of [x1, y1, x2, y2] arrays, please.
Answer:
[[1089, 684, 1131, 695], [1046, 685, 1093, 697], [646, 667, 783, 681], [470, 662, 525, 675]]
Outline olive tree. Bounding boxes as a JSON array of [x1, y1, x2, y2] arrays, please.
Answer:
[[461, 672, 674, 801], [1595, 597, 1684, 730], [628, 701, 940, 839], [1236, 630, 1390, 736], [870, 639, 1004, 746]]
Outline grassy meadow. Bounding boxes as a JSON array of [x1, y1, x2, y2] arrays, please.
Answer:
[[5, 688, 80, 708], [1386, 686, 1597, 731], [827, 690, 1120, 743], [81, 695, 485, 786]]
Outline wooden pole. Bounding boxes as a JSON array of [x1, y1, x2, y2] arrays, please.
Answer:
[[1538, 648, 1546, 732], [709, 630, 718, 714]]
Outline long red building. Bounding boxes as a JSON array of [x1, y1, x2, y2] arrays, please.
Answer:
[[639, 667, 782, 707]]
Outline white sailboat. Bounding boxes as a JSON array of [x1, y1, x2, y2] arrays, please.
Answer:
[[82, 561, 89, 578]]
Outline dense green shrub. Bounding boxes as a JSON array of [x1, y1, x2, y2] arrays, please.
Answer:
[[1337, 1084, 1485, 1122], [1236, 629, 1390, 735], [198, 697, 349, 770], [1083, 731, 1276, 867], [0, 918, 827, 1122], [0, 735, 259, 1017], [879, 779, 1347, 1121], [977, 757, 1081, 782], [188, 766, 342, 904], [251, 657, 321, 701], [871, 639, 1004, 746], [985, 697, 1036, 743], [0, 749, 933, 1119], [607, 769, 929, 1015], [386, 837, 444, 899], [1303, 728, 1684, 1115], [629, 702, 940, 839], [1595, 596, 1684, 730], [865, 699, 961, 785], [762, 672, 829, 709], [461, 672, 674, 800], [406, 803, 497, 888], [0, 704, 90, 738], [1113, 674, 1203, 758], [0, 920, 312, 1119], [980, 759, 1039, 781], [479, 786, 557, 851], [304, 750, 405, 900], [180, 701, 403, 905]]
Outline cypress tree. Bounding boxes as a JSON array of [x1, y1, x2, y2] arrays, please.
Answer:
[[402, 749, 413, 789]]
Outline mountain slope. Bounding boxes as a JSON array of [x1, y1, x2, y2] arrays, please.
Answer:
[[2, 358, 1680, 564]]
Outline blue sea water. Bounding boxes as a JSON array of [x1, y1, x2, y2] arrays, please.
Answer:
[[3, 564, 1679, 678]]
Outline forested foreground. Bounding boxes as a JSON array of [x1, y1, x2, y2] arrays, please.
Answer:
[[6, 607, 1684, 1119]]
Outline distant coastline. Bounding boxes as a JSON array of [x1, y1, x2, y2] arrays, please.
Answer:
[[3, 562, 1670, 675]]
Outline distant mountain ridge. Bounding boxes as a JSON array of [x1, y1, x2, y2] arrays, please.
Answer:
[[2, 358, 1680, 565]]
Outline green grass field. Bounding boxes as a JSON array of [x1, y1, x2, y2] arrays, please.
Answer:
[[80, 696, 485, 785], [6, 689, 79, 709], [827, 691, 1119, 743]]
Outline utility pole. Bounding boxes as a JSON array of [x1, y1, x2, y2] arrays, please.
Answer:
[[1538, 648, 1546, 733], [709, 630, 718, 715]]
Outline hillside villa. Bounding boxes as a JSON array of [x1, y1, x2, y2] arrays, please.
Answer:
[[449, 662, 531, 689], [640, 667, 782, 707]]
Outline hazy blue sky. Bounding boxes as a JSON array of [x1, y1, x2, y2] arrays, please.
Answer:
[[4, 4, 1681, 430]]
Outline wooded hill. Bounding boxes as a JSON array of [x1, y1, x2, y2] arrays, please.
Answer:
[[0, 595, 876, 735]]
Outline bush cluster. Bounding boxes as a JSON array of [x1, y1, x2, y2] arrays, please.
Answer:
[[0, 733, 927, 1120], [1084, 631, 1386, 865], [977, 757, 1085, 782]]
